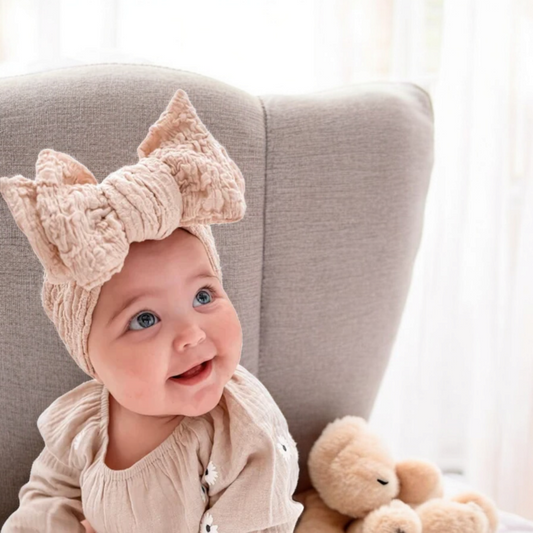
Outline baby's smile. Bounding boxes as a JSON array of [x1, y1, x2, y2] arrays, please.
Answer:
[[169, 357, 214, 385], [169, 354, 216, 379]]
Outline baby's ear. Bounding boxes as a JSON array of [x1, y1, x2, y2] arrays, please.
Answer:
[[36, 149, 97, 186], [136, 89, 212, 160]]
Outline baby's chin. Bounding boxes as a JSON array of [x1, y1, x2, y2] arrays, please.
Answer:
[[113, 385, 224, 423], [112, 356, 237, 419], [160, 357, 229, 416], [176, 377, 229, 414]]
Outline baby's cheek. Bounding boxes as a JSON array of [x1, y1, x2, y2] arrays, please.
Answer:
[[213, 305, 242, 360], [224, 306, 243, 350]]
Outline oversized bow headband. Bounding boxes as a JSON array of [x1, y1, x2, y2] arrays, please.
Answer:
[[0, 88, 247, 378]]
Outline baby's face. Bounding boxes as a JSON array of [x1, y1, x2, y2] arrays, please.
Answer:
[[87, 228, 242, 420]]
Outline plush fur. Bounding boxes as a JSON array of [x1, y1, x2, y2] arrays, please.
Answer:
[[294, 416, 499, 533]]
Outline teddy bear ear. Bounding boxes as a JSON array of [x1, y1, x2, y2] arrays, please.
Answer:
[[136, 88, 212, 160], [315, 416, 370, 449]]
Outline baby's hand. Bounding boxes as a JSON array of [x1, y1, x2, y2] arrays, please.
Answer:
[[81, 519, 97, 533]]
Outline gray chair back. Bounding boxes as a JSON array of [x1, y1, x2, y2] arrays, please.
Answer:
[[0, 64, 434, 523]]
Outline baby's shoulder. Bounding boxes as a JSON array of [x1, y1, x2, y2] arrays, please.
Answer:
[[37, 379, 104, 469]]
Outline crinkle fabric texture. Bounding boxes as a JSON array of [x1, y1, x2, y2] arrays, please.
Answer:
[[0, 88, 247, 378], [1, 364, 304, 533]]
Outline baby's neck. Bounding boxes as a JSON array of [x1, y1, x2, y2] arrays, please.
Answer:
[[105, 394, 184, 471], [108, 393, 184, 431]]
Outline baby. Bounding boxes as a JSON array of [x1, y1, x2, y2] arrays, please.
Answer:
[[0, 89, 304, 532], [87, 228, 243, 472]]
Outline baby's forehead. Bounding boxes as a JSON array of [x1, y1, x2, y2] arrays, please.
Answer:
[[118, 253, 214, 287], [126, 230, 209, 270], [107, 233, 215, 292]]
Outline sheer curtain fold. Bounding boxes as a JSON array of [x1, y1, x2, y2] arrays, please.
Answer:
[[371, 0, 532, 520], [495, 156, 533, 516]]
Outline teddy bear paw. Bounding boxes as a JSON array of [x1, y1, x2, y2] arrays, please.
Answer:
[[416, 498, 492, 533], [362, 499, 422, 533]]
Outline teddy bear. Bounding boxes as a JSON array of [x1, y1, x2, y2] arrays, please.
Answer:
[[293, 416, 499, 533]]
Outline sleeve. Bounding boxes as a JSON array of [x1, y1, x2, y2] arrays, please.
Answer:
[[1, 446, 86, 532], [198, 408, 304, 533], [2, 381, 101, 533]]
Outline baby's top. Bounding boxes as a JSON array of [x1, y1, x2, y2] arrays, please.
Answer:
[[2, 364, 304, 533]]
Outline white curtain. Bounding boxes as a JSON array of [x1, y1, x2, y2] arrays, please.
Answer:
[[0, 0, 531, 520], [369, 0, 533, 521]]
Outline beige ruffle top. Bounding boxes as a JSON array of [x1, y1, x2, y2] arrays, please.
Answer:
[[2, 364, 304, 533]]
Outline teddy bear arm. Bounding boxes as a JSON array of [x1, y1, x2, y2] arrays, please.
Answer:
[[294, 489, 354, 533]]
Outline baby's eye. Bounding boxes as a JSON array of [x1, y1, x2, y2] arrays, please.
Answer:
[[193, 286, 217, 308], [126, 286, 217, 331], [128, 311, 160, 331]]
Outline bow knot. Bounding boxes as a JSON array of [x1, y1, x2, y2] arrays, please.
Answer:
[[0, 89, 246, 291]]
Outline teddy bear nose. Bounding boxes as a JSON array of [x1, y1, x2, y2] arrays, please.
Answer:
[[377, 479, 389, 485]]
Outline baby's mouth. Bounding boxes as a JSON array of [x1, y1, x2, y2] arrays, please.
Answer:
[[171, 356, 214, 379], [172, 362, 206, 379]]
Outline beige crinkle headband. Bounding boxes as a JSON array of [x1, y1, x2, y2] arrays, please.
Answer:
[[0, 89, 246, 379]]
